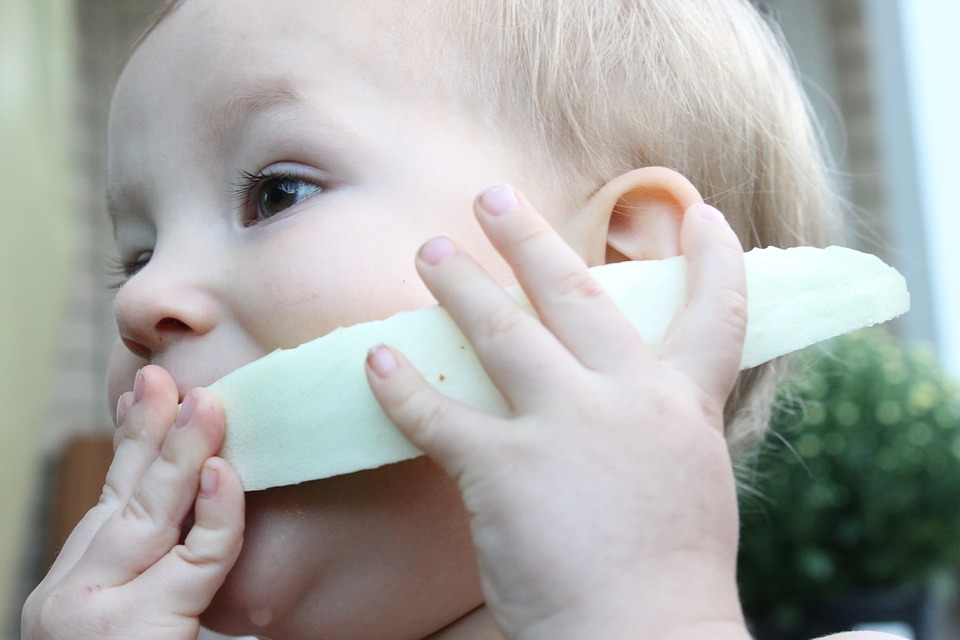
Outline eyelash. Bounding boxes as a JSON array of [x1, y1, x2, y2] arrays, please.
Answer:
[[232, 168, 325, 226], [106, 254, 150, 290], [232, 169, 273, 205]]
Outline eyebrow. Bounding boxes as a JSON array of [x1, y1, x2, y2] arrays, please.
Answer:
[[205, 82, 306, 146]]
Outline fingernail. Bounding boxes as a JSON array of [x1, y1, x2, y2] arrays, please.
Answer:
[[115, 392, 133, 427], [200, 462, 219, 497], [478, 185, 520, 216], [419, 236, 458, 265], [133, 368, 145, 402], [177, 391, 196, 427], [367, 344, 398, 378], [696, 203, 725, 221]]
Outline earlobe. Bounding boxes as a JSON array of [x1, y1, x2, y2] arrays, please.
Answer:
[[584, 167, 703, 263]]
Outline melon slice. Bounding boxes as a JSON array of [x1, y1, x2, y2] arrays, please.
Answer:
[[209, 246, 909, 491]]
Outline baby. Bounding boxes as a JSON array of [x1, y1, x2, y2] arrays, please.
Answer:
[[23, 0, 903, 638]]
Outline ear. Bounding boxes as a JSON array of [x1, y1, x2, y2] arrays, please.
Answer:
[[581, 167, 703, 263]]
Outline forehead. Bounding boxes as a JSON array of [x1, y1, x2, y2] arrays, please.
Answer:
[[113, 0, 444, 118], [105, 0, 466, 233], [107, 0, 455, 188]]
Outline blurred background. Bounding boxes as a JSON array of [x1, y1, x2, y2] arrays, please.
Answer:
[[1, 0, 957, 638]]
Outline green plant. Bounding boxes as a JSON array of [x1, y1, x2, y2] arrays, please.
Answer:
[[737, 327, 960, 634]]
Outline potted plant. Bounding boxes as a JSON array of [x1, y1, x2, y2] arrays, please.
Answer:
[[737, 328, 960, 639]]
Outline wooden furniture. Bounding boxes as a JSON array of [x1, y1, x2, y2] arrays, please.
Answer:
[[49, 435, 113, 565]]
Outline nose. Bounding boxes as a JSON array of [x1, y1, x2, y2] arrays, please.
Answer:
[[113, 251, 219, 360]]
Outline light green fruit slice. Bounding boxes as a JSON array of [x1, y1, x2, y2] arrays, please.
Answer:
[[210, 246, 909, 491]]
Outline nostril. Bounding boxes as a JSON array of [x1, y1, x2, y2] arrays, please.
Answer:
[[156, 317, 190, 332]]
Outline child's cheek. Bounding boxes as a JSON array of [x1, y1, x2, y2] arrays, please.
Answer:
[[236, 225, 432, 350]]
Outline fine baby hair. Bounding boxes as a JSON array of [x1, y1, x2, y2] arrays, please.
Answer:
[[432, 0, 837, 455]]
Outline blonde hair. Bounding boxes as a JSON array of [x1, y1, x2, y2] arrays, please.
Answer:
[[137, 0, 839, 455], [434, 0, 838, 456], [433, 1, 835, 237]]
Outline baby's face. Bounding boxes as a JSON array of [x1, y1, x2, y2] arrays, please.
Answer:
[[105, 0, 566, 637]]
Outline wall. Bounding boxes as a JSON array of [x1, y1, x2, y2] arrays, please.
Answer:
[[0, 0, 76, 635], [3, 1, 170, 636]]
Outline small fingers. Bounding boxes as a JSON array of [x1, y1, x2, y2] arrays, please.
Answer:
[[365, 343, 493, 480], [415, 235, 574, 408], [106, 366, 181, 503], [76, 387, 227, 586], [472, 186, 645, 370], [44, 366, 179, 583], [659, 203, 747, 412], [133, 457, 245, 616]]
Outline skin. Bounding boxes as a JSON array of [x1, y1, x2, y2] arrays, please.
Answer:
[[21, 0, 905, 639], [101, 1, 533, 636]]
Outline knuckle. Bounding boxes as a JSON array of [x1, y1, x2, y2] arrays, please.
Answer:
[[412, 396, 451, 437], [699, 287, 748, 334], [478, 303, 525, 342], [118, 420, 164, 452], [713, 286, 748, 332], [173, 541, 219, 568], [397, 388, 452, 443], [556, 269, 605, 301], [98, 480, 124, 507], [122, 489, 157, 527], [512, 220, 552, 250]]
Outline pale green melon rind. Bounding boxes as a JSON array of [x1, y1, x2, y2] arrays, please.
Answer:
[[210, 246, 909, 491]]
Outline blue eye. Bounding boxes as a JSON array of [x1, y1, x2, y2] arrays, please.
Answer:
[[235, 169, 325, 225]]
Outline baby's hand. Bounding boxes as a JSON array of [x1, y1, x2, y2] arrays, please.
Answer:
[[366, 187, 751, 640], [22, 366, 244, 640]]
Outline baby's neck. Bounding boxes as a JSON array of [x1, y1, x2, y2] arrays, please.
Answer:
[[425, 605, 505, 640]]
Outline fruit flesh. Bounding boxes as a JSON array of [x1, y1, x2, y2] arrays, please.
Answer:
[[209, 246, 910, 491]]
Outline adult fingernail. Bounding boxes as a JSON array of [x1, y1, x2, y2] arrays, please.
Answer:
[[419, 237, 458, 265], [133, 368, 145, 402], [177, 391, 196, 427], [367, 344, 398, 378], [478, 184, 520, 216]]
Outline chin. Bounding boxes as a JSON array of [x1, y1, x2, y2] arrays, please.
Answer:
[[196, 482, 335, 640], [198, 460, 484, 640]]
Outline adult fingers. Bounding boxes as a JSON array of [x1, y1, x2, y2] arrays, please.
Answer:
[[658, 203, 747, 415]]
